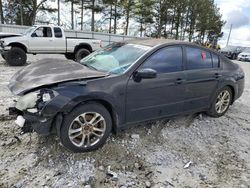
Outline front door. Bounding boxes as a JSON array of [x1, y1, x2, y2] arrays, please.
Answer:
[[28, 26, 55, 53], [126, 46, 186, 123]]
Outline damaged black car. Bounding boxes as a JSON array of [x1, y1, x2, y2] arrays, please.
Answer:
[[8, 39, 245, 152]]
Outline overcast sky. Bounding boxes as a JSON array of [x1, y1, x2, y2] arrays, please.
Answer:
[[215, 0, 250, 47]]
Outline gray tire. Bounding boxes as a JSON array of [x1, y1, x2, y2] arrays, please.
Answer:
[[75, 48, 90, 62], [6, 47, 27, 66], [207, 86, 232, 117], [65, 53, 75, 60], [59, 103, 112, 152]]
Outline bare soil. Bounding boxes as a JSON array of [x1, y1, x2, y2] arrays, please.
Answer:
[[0, 55, 249, 188]]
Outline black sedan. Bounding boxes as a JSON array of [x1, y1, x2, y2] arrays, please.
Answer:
[[8, 39, 245, 152]]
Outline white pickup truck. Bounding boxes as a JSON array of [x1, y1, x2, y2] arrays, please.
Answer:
[[0, 25, 101, 66]]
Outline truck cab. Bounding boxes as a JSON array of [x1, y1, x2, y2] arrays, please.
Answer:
[[0, 25, 101, 66]]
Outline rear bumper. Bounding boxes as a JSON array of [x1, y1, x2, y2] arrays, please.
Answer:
[[9, 107, 54, 135]]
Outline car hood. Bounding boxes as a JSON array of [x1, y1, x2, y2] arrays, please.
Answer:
[[8, 58, 108, 95]]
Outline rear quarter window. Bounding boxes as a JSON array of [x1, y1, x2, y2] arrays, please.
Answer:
[[54, 27, 63, 38], [186, 47, 213, 70]]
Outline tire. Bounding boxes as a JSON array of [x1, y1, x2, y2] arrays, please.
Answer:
[[75, 48, 90, 63], [1, 54, 6, 60], [65, 53, 75, 60], [6, 47, 27, 66], [207, 86, 232, 117], [232, 54, 236, 60], [59, 103, 112, 152]]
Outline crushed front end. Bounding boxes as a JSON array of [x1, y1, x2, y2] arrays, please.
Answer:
[[9, 89, 61, 135]]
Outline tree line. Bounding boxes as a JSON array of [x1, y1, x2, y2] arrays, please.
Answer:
[[0, 0, 225, 43]]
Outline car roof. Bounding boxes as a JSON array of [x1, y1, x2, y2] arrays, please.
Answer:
[[126, 38, 186, 47]]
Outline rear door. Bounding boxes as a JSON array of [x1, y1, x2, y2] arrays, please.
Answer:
[[126, 46, 186, 123], [183, 46, 221, 111], [28, 26, 55, 52]]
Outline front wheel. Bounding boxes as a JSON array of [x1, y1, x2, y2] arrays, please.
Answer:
[[59, 103, 112, 152], [6, 47, 27, 66], [207, 86, 232, 117]]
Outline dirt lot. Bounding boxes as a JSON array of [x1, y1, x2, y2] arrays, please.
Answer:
[[0, 55, 249, 188]]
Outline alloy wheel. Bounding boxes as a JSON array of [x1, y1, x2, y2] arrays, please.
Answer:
[[215, 90, 231, 114], [68, 112, 106, 148]]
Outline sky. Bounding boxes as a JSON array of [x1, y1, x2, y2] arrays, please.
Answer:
[[215, 0, 250, 47]]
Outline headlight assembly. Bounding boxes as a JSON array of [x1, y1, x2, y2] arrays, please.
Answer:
[[15, 89, 58, 111]]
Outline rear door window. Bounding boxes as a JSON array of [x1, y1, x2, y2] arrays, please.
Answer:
[[186, 47, 213, 70]]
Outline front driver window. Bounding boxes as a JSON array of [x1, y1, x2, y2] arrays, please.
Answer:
[[32, 27, 52, 37], [140, 46, 183, 73]]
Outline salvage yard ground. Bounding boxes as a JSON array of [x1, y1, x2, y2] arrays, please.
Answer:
[[0, 55, 250, 188]]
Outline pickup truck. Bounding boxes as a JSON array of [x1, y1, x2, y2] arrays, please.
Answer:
[[0, 25, 101, 66]]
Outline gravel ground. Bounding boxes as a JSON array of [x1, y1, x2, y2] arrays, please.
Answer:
[[0, 55, 249, 188]]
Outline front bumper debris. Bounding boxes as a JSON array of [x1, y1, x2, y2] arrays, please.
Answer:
[[9, 107, 54, 135]]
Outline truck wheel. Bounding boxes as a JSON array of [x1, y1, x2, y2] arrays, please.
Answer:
[[6, 47, 27, 66], [75, 48, 90, 63], [1, 54, 6, 60], [65, 53, 75, 60], [59, 103, 112, 152]]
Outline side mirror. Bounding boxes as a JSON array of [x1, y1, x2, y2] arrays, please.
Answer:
[[133, 68, 157, 82], [31, 33, 37, 37]]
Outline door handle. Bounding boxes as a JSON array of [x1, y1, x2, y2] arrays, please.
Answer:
[[175, 78, 183, 84], [215, 73, 222, 79]]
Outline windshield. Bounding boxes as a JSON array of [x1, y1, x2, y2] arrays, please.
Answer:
[[23, 26, 36, 35], [80, 42, 151, 74]]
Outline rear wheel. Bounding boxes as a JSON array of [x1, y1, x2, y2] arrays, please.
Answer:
[[207, 86, 232, 117], [6, 47, 27, 66], [75, 48, 90, 62], [65, 53, 75, 60], [59, 103, 112, 152], [1, 54, 6, 60]]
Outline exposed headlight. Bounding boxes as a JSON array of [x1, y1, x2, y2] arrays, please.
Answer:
[[16, 91, 40, 110], [15, 89, 58, 111], [40, 89, 57, 102]]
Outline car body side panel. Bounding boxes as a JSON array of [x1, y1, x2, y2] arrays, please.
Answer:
[[125, 71, 186, 123], [183, 69, 220, 111]]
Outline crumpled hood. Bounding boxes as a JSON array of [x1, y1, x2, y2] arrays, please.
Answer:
[[8, 58, 108, 95]]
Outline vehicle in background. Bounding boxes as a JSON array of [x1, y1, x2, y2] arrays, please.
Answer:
[[8, 39, 245, 152], [0, 25, 101, 66], [219, 46, 244, 60], [238, 48, 250, 62]]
